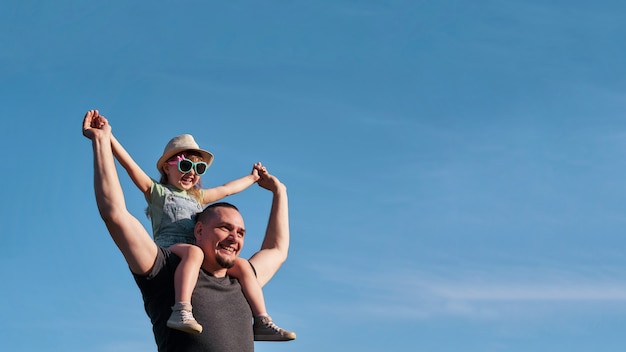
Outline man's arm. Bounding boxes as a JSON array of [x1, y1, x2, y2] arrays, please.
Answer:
[[83, 110, 158, 275], [247, 170, 290, 287]]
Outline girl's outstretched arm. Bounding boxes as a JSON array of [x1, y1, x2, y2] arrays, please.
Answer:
[[111, 134, 153, 198], [201, 162, 263, 204]]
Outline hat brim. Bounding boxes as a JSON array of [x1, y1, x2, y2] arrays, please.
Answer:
[[156, 147, 214, 173]]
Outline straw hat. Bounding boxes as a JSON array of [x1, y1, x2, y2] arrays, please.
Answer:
[[156, 134, 214, 172]]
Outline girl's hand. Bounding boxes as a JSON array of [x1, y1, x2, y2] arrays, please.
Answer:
[[251, 161, 266, 181]]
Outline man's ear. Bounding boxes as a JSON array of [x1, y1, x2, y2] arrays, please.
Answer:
[[194, 222, 202, 241]]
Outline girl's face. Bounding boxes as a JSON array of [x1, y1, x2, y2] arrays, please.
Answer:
[[163, 153, 203, 191]]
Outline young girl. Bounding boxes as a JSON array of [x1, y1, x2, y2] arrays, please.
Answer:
[[101, 115, 295, 341]]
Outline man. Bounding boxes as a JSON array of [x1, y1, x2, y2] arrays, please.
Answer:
[[83, 111, 291, 351]]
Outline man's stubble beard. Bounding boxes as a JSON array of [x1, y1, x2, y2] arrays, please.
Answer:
[[216, 254, 235, 269]]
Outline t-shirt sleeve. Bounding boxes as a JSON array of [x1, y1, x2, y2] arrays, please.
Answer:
[[146, 180, 166, 235], [147, 179, 166, 207], [133, 247, 180, 297]]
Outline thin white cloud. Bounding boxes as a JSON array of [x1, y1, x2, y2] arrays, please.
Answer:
[[433, 283, 626, 301], [310, 264, 626, 321]]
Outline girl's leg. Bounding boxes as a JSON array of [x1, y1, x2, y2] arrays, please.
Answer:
[[170, 243, 204, 303], [166, 243, 204, 334], [228, 257, 267, 316], [228, 257, 296, 341]]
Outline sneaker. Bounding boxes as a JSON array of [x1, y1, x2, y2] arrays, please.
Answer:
[[167, 303, 203, 334], [253, 315, 296, 341]]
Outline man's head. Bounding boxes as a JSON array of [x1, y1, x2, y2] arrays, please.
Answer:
[[194, 202, 246, 275]]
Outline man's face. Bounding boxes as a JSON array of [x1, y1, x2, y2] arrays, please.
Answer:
[[195, 206, 245, 272]]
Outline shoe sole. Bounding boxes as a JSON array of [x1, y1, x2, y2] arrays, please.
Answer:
[[167, 322, 203, 334], [254, 334, 296, 341]]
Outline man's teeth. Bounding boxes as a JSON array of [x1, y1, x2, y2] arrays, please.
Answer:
[[219, 245, 235, 252]]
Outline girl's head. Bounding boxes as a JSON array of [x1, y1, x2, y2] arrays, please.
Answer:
[[160, 151, 206, 190], [157, 134, 214, 192]]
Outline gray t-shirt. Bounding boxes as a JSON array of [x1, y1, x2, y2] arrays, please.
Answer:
[[133, 247, 254, 352]]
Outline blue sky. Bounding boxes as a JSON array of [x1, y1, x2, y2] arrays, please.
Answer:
[[2, 0, 626, 351]]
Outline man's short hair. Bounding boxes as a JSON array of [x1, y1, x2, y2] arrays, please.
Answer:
[[198, 202, 239, 223]]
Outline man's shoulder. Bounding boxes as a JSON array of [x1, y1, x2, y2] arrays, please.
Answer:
[[133, 247, 180, 284]]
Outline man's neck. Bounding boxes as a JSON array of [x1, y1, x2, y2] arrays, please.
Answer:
[[201, 263, 229, 277]]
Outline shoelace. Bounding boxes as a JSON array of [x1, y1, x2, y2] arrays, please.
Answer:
[[180, 310, 196, 323], [264, 320, 284, 333]]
